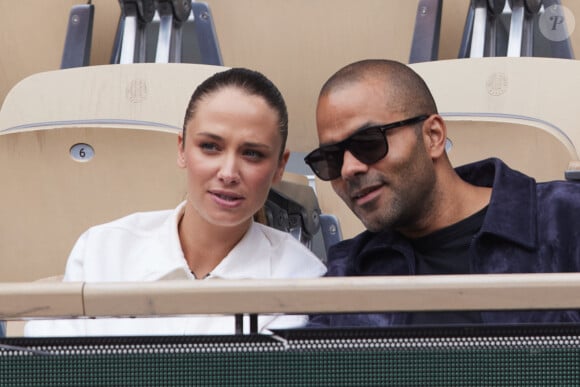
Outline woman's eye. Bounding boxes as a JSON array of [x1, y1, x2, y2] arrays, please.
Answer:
[[200, 142, 219, 152], [244, 149, 265, 160]]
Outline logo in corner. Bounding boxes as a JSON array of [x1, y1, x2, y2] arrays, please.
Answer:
[[539, 4, 576, 42]]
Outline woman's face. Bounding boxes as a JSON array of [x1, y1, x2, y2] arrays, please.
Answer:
[[178, 86, 288, 229]]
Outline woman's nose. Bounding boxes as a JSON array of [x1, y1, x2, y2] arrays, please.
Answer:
[[217, 154, 241, 184]]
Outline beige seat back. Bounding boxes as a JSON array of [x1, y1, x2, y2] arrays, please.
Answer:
[[0, 63, 228, 282], [410, 57, 580, 182]]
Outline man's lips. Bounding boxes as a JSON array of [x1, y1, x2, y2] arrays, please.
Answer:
[[351, 184, 384, 205]]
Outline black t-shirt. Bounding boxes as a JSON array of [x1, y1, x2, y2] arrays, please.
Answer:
[[407, 206, 488, 325]]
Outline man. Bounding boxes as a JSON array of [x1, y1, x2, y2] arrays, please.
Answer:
[[305, 59, 580, 326]]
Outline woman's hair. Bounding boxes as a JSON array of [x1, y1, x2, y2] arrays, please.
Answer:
[[182, 67, 288, 158]]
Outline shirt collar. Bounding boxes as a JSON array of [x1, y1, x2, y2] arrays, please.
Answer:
[[141, 201, 193, 281], [209, 222, 272, 279], [455, 158, 538, 249], [148, 204, 274, 281]]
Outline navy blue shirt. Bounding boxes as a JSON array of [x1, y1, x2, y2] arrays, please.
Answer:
[[308, 158, 580, 328]]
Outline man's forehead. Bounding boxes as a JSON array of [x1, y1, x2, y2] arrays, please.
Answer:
[[323, 75, 385, 96], [318, 83, 385, 116]]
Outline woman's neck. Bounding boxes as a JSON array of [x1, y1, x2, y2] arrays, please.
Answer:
[[177, 205, 251, 279]]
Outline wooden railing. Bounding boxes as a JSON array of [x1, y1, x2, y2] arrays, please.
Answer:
[[2, 273, 580, 320]]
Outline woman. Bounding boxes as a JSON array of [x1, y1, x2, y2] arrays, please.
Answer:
[[25, 68, 326, 336]]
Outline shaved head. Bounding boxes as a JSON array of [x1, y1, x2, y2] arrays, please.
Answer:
[[319, 59, 438, 118]]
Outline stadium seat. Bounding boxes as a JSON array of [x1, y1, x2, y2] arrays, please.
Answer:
[[410, 57, 580, 182], [0, 63, 225, 282]]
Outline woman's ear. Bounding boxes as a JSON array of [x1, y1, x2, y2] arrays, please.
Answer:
[[423, 114, 447, 159], [177, 133, 186, 168], [273, 149, 290, 184]]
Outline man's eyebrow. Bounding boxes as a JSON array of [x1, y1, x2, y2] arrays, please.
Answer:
[[319, 121, 376, 147], [354, 121, 380, 132]]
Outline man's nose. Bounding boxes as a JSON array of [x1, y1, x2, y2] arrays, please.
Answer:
[[340, 150, 369, 180]]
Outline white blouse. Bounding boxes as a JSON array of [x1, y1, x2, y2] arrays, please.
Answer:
[[25, 202, 326, 337]]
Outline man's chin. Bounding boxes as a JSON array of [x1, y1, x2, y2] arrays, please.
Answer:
[[355, 212, 384, 233]]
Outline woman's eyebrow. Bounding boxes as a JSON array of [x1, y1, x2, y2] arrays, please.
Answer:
[[194, 132, 223, 140], [195, 132, 272, 150], [242, 141, 271, 150]]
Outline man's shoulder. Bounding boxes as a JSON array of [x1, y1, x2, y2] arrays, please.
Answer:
[[536, 179, 580, 213], [537, 179, 580, 195], [325, 231, 378, 276]]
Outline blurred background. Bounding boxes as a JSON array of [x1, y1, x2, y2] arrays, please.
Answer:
[[2, 0, 578, 153]]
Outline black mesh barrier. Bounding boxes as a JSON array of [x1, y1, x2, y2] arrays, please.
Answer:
[[2, 324, 580, 386]]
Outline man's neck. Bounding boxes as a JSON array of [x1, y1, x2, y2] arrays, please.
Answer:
[[399, 168, 492, 239]]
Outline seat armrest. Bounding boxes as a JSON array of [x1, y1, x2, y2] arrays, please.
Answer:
[[319, 214, 343, 254], [565, 161, 580, 181]]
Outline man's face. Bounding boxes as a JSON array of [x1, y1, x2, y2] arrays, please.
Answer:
[[315, 80, 436, 233]]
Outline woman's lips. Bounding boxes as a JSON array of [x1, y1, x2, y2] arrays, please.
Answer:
[[209, 190, 245, 208]]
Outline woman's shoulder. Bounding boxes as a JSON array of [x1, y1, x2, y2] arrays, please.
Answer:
[[66, 206, 186, 282], [252, 222, 306, 251], [84, 208, 176, 238], [252, 223, 327, 277]]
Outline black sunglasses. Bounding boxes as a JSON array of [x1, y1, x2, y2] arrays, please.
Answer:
[[304, 114, 430, 181]]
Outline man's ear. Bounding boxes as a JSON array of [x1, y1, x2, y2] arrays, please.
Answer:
[[423, 114, 447, 159], [273, 149, 290, 184], [177, 133, 186, 168]]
